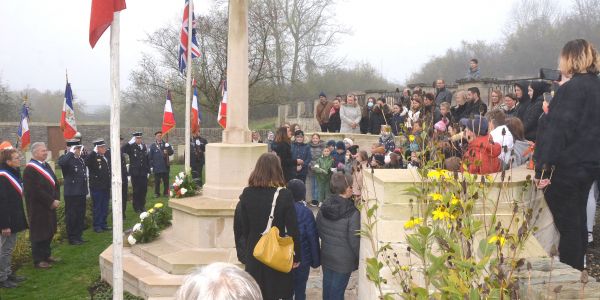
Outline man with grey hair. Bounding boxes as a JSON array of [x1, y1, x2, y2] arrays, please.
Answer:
[[175, 262, 262, 300], [23, 142, 61, 269], [435, 79, 453, 106]]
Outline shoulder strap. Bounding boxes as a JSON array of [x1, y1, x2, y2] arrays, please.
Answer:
[[261, 187, 283, 235]]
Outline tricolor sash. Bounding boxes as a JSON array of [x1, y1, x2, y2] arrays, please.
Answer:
[[26, 160, 56, 187], [0, 170, 23, 196]]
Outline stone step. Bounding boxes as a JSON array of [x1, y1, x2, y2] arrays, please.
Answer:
[[129, 227, 240, 275], [100, 245, 186, 299]]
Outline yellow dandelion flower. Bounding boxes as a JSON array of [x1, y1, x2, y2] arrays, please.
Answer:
[[440, 169, 453, 180], [409, 135, 415, 142], [488, 235, 506, 247], [403, 217, 423, 230], [148, 208, 155, 214], [451, 195, 461, 206], [428, 193, 443, 201], [154, 203, 164, 209], [427, 170, 441, 180], [400, 265, 410, 271], [432, 207, 450, 221]]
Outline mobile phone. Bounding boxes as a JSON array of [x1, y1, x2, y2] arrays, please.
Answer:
[[540, 68, 561, 82]]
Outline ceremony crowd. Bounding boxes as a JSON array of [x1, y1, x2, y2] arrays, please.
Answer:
[[2, 39, 600, 300]]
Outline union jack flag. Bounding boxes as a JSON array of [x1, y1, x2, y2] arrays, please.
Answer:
[[178, 0, 200, 75]]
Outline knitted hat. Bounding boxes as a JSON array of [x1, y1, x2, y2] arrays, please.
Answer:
[[343, 138, 354, 147], [335, 141, 346, 151], [319, 91, 326, 98], [286, 179, 306, 202], [327, 140, 336, 148], [348, 145, 359, 155]]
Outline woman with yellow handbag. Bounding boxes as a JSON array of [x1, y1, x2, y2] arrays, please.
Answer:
[[234, 153, 301, 300]]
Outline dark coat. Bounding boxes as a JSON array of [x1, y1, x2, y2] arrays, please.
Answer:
[[451, 103, 470, 122], [523, 81, 550, 142], [422, 104, 442, 126], [466, 99, 488, 119], [23, 160, 60, 242], [369, 105, 392, 134], [391, 112, 404, 136], [148, 141, 174, 174], [515, 81, 532, 121], [359, 106, 372, 134], [122, 143, 150, 177], [316, 194, 360, 274], [190, 136, 208, 166], [234, 187, 301, 300], [0, 164, 28, 233], [291, 142, 312, 177], [58, 152, 88, 197], [273, 141, 295, 182], [294, 202, 320, 268], [327, 108, 341, 132], [535, 73, 600, 173], [435, 88, 453, 106], [86, 150, 111, 191]]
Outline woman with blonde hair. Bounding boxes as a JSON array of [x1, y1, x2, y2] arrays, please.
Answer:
[[534, 39, 600, 271], [490, 89, 503, 110], [234, 153, 301, 299], [451, 90, 469, 121], [339, 93, 362, 134]]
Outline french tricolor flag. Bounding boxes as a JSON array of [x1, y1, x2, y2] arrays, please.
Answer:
[[191, 79, 201, 134], [162, 90, 176, 134], [17, 103, 30, 150], [60, 81, 78, 140], [218, 80, 227, 129]]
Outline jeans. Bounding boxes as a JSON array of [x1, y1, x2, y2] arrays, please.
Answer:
[[64, 195, 87, 242], [322, 267, 351, 300], [31, 238, 51, 265], [154, 172, 170, 196], [0, 233, 17, 281], [309, 173, 318, 202], [91, 189, 110, 230], [292, 264, 310, 300], [545, 167, 595, 270]]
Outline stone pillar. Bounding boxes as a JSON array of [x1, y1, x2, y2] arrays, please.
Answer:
[[222, 0, 251, 144]]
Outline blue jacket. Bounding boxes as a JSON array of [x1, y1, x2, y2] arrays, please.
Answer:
[[148, 141, 174, 174], [291, 142, 312, 176], [331, 150, 346, 170], [294, 202, 320, 268], [58, 152, 89, 197]]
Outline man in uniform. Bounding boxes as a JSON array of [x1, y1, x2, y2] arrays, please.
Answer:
[[58, 139, 89, 245], [86, 139, 111, 233], [23, 142, 61, 268], [190, 132, 208, 187], [148, 131, 174, 197], [122, 132, 150, 213], [120, 136, 129, 219]]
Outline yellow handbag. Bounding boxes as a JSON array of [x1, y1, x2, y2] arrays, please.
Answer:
[[253, 187, 295, 273]]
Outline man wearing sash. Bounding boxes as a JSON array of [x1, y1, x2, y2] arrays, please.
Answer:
[[86, 139, 111, 233], [149, 131, 174, 197], [0, 148, 28, 287], [23, 142, 60, 269], [123, 132, 150, 213], [58, 140, 89, 245]]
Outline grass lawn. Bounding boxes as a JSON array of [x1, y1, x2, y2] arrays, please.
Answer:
[[249, 117, 277, 130], [0, 165, 187, 300]]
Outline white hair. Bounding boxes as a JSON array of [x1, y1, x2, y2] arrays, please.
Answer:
[[175, 263, 262, 300], [30, 142, 46, 155]]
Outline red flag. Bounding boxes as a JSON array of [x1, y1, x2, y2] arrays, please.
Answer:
[[218, 80, 227, 128], [162, 90, 176, 135], [89, 0, 127, 48]]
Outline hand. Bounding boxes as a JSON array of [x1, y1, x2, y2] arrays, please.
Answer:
[[150, 167, 154, 174], [535, 178, 551, 189], [292, 262, 300, 269], [1, 228, 10, 237], [129, 137, 136, 144], [165, 143, 170, 147], [93, 145, 98, 153], [51, 200, 60, 209], [297, 159, 304, 165], [69, 146, 77, 153]]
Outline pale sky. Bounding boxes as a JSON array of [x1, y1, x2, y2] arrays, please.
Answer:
[[0, 0, 571, 106]]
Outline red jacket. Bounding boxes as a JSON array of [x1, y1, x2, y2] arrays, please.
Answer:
[[463, 135, 502, 175]]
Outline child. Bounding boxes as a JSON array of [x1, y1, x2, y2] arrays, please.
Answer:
[[308, 133, 325, 204], [286, 179, 321, 300], [312, 147, 334, 206], [352, 150, 369, 202], [291, 131, 312, 183], [378, 125, 396, 153], [407, 151, 421, 169], [326, 140, 336, 153], [391, 103, 407, 136], [332, 141, 346, 171], [316, 173, 360, 300], [439, 102, 454, 123], [460, 116, 501, 174], [406, 95, 422, 130]]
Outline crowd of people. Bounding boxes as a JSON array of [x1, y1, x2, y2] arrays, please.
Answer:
[[0, 130, 208, 289]]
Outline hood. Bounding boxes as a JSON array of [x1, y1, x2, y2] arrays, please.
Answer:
[[529, 81, 551, 103], [514, 81, 531, 103], [320, 195, 356, 221]]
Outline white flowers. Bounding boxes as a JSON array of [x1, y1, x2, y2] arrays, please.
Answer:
[[169, 190, 174, 197], [128, 235, 137, 245], [133, 223, 142, 232], [173, 176, 184, 187], [178, 172, 185, 178], [180, 188, 188, 195], [140, 212, 149, 220]]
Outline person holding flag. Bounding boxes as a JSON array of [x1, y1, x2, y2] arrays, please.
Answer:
[[150, 90, 175, 198], [190, 80, 207, 186], [60, 79, 78, 140]]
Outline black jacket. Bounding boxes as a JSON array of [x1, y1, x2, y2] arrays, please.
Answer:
[[86, 150, 111, 191], [316, 194, 360, 274], [535, 73, 600, 174], [23, 160, 60, 241], [515, 81, 532, 121], [190, 136, 208, 166], [234, 187, 300, 300], [58, 152, 89, 197], [327, 108, 341, 132], [523, 81, 550, 142], [369, 105, 392, 134], [466, 99, 488, 119], [122, 143, 150, 177], [451, 103, 470, 121], [0, 164, 28, 233], [273, 141, 295, 182]]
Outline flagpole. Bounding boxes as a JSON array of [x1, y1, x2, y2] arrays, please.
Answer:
[[109, 11, 124, 300], [184, 0, 194, 173]]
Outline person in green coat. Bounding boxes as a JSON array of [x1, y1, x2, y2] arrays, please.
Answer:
[[312, 147, 334, 206]]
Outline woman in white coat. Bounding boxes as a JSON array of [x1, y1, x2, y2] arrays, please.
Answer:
[[340, 94, 362, 134]]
